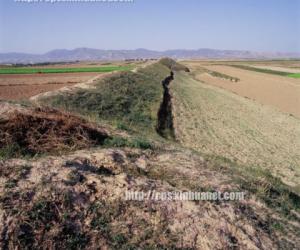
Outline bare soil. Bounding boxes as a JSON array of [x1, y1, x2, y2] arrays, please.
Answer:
[[0, 72, 100, 85], [0, 73, 100, 100], [251, 65, 300, 73], [185, 61, 300, 118]]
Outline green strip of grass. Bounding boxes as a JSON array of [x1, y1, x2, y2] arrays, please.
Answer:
[[0, 65, 132, 74], [288, 73, 300, 78]]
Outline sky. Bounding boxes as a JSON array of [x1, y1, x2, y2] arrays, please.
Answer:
[[0, 0, 299, 54]]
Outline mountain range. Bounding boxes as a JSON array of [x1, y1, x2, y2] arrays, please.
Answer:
[[0, 48, 299, 63]]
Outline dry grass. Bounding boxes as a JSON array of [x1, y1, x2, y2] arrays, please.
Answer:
[[0, 107, 108, 157], [0, 146, 299, 249], [171, 71, 300, 187]]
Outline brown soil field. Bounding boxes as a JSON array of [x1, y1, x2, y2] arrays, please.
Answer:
[[0, 72, 100, 100], [184, 61, 300, 118], [251, 65, 300, 73], [0, 72, 99, 86], [0, 83, 75, 100], [241, 60, 300, 69]]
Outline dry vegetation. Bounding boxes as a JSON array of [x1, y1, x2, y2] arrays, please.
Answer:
[[171, 70, 300, 187], [1, 144, 299, 249], [0, 105, 109, 158]]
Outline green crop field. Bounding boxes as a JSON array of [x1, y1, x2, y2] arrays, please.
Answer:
[[0, 65, 132, 74], [288, 73, 300, 78]]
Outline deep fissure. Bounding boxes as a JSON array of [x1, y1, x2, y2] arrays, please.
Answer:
[[156, 71, 175, 139]]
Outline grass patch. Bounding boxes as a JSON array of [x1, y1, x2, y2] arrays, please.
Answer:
[[288, 73, 300, 78], [103, 136, 153, 149], [206, 154, 300, 218], [209, 70, 240, 82], [88, 199, 182, 249], [0, 65, 132, 74], [0, 144, 24, 160], [237, 168, 300, 217]]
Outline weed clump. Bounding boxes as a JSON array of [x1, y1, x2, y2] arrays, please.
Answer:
[[103, 136, 153, 149]]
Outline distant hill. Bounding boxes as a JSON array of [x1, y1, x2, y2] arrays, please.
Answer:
[[0, 48, 299, 63]]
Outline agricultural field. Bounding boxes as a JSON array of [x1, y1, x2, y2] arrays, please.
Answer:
[[250, 65, 300, 74], [228, 64, 300, 78], [0, 62, 135, 100], [183, 60, 300, 117], [0, 65, 131, 74], [290, 73, 300, 78]]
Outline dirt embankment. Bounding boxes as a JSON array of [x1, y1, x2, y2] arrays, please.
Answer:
[[156, 71, 175, 139]]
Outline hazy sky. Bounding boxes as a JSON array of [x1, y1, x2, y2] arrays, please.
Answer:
[[0, 0, 299, 53]]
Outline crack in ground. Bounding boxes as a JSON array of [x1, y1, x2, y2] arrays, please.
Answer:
[[156, 71, 175, 139]]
